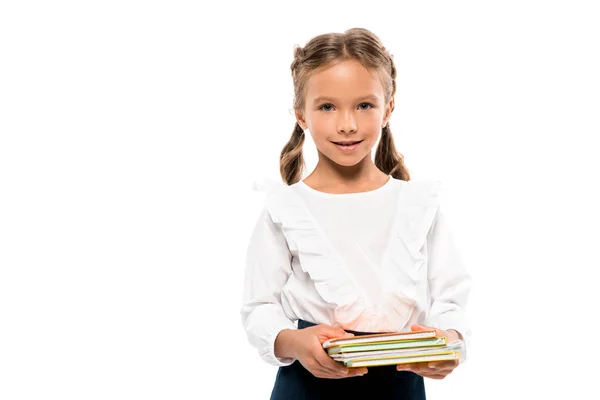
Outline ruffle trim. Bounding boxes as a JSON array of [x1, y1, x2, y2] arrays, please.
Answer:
[[252, 177, 442, 333], [381, 179, 443, 297]]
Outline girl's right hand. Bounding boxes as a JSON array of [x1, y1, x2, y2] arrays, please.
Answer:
[[281, 324, 369, 379]]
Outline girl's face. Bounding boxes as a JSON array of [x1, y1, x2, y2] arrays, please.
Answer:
[[295, 59, 393, 168]]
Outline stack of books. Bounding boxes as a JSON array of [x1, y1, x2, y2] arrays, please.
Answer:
[[322, 329, 462, 368]]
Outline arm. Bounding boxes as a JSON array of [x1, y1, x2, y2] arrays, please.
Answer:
[[240, 206, 297, 367], [426, 191, 472, 363]]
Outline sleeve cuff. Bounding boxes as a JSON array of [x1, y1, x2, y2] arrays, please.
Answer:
[[429, 312, 471, 364], [261, 327, 297, 367]]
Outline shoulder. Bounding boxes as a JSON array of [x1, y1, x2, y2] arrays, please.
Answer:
[[394, 177, 444, 206], [252, 177, 288, 193], [251, 177, 298, 222], [396, 176, 443, 189]]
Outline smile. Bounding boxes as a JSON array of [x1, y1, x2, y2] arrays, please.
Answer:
[[332, 140, 363, 152]]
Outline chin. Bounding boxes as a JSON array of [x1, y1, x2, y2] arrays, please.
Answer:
[[332, 159, 362, 167], [327, 153, 370, 167]]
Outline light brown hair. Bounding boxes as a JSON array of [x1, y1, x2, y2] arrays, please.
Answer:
[[280, 27, 411, 185]]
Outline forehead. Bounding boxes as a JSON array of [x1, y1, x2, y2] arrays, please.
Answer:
[[305, 60, 385, 103]]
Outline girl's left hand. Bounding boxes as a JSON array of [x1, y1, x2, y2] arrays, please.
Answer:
[[396, 324, 461, 380]]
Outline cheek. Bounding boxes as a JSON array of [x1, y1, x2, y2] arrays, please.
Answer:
[[364, 116, 384, 131], [307, 119, 334, 142], [363, 123, 384, 143], [308, 114, 333, 130]]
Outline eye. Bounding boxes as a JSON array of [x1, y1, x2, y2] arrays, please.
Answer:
[[318, 103, 375, 112], [318, 103, 334, 112]]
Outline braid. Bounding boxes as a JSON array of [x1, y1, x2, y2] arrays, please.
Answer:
[[384, 48, 398, 102], [280, 122, 306, 185], [375, 124, 411, 181], [373, 48, 411, 181], [291, 45, 304, 78], [389, 61, 397, 108]]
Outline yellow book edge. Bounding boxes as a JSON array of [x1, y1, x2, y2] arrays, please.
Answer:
[[345, 350, 458, 363], [345, 351, 460, 368]]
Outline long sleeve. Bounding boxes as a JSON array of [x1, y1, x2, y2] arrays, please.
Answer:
[[425, 191, 473, 364], [240, 206, 297, 367]]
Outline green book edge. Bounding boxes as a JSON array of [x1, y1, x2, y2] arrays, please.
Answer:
[[327, 337, 447, 355]]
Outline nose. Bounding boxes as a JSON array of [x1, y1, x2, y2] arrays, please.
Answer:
[[337, 110, 357, 135]]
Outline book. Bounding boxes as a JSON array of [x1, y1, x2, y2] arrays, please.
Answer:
[[345, 351, 460, 368], [326, 336, 447, 355], [323, 329, 463, 368], [330, 340, 462, 361], [322, 329, 437, 349]]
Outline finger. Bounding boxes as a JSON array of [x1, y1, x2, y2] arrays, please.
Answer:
[[410, 367, 450, 379], [425, 373, 447, 380], [318, 364, 367, 379], [396, 362, 414, 371], [410, 364, 431, 374], [410, 324, 446, 338], [320, 355, 367, 378], [320, 324, 354, 340], [409, 361, 444, 375], [314, 353, 351, 378], [427, 360, 459, 371], [420, 366, 455, 378], [347, 367, 369, 377], [410, 324, 438, 333], [311, 362, 346, 379]]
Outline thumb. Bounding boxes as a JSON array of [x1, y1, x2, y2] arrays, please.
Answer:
[[411, 324, 431, 331], [411, 324, 444, 338], [325, 323, 354, 338]]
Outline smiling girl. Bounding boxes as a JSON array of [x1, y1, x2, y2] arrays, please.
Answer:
[[241, 27, 472, 400]]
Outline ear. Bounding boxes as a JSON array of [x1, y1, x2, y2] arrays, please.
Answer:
[[295, 110, 307, 130], [382, 98, 394, 128]]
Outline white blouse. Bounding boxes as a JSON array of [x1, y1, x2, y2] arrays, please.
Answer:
[[240, 176, 472, 367]]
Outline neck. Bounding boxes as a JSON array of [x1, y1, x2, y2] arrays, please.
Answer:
[[309, 151, 385, 185]]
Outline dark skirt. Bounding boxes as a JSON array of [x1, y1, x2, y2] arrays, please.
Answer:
[[270, 319, 426, 400]]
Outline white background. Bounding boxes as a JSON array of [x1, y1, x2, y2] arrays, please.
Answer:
[[1, 1, 599, 399]]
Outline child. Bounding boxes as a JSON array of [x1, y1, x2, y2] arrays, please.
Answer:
[[240, 27, 472, 400]]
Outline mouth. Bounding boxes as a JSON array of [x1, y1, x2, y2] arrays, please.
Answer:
[[331, 140, 363, 152], [332, 140, 363, 146]]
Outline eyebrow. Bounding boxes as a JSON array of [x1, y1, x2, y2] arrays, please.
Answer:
[[312, 95, 379, 104]]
